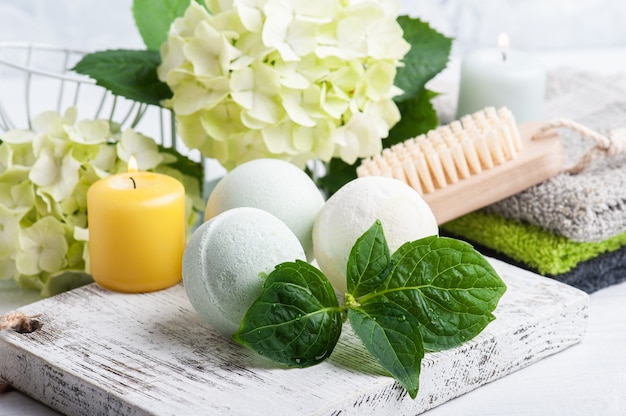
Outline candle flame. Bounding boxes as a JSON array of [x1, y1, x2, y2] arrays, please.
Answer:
[[127, 155, 139, 173], [498, 32, 510, 50]]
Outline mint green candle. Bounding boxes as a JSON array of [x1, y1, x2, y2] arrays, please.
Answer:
[[457, 34, 546, 123]]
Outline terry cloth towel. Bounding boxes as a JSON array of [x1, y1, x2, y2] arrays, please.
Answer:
[[434, 69, 626, 243], [441, 211, 626, 293]]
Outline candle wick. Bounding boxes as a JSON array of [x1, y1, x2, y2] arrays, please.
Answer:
[[501, 50, 507, 62], [130, 177, 136, 189]]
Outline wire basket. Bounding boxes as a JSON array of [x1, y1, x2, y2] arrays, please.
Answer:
[[0, 42, 177, 149]]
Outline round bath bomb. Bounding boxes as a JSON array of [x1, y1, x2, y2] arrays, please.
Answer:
[[313, 176, 439, 293], [183, 207, 306, 336], [205, 159, 324, 261]]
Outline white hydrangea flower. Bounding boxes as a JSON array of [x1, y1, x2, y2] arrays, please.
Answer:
[[159, 0, 410, 170]]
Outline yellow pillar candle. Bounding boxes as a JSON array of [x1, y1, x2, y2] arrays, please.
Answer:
[[87, 159, 186, 293]]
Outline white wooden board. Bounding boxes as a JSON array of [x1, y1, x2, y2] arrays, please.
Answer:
[[0, 258, 588, 416]]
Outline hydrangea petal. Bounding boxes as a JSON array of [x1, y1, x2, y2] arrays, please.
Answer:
[[281, 90, 316, 127], [198, 101, 246, 142], [17, 216, 68, 275], [262, 1, 299, 62], [235, 2, 264, 32], [0, 181, 36, 219], [173, 77, 229, 115], [262, 123, 293, 154], [0, 205, 20, 256], [92, 144, 117, 177], [0, 257, 18, 281], [116, 129, 164, 170], [359, 61, 398, 101], [158, 34, 187, 82], [65, 119, 110, 144], [29, 151, 58, 188], [178, 113, 213, 149], [1, 129, 36, 144], [185, 22, 237, 77], [30, 151, 81, 202], [291, 124, 315, 152], [230, 67, 256, 109]]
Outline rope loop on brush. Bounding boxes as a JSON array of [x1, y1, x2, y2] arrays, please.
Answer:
[[532, 119, 626, 174]]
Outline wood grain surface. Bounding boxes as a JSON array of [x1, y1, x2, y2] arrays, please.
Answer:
[[0, 258, 588, 416]]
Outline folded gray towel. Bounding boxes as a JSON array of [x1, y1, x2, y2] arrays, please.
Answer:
[[484, 152, 626, 243]]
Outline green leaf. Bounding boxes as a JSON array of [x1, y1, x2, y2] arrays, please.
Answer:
[[315, 157, 358, 197], [384, 16, 452, 147], [387, 89, 440, 146], [73, 49, 172, 106], [233, 260, 343, 367], [363, 236, 507, 351], [347, 220, 391, 298], [158, 144, 204, 186], [42, 271, 94, 297], [348, 302, 424, 399], [394, 17, 452, 103], [133, 0, 193, 51]]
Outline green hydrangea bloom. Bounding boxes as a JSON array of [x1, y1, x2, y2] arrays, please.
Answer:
[[158, 0, 409, 170]]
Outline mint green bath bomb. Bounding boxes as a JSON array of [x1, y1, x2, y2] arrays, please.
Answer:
[[205, 158, 325, 261], [183, 207, 306, 336]]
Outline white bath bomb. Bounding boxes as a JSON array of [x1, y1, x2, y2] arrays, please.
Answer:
[[205, 159, 324, 261], [313, 176, 438, 294], [183, 207, 306, 336]]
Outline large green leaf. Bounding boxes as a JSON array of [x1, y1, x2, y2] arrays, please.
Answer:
[[348, 302, 424, 399], [158, 144, 204, 185], [361, 236, 507, 351], [315, 157, 357, 197], [73, 49, 172, 106], [133, 0, 194, 51], [387, 89, 439, 146], [346, 220, 391, 298], [233, 260, 344, 367], [394, 17, 452, 103]]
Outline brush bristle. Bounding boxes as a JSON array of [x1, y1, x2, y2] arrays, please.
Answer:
[[357, 107, 522, 195]]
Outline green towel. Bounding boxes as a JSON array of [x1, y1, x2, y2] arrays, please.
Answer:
[[442, 210, 626, 276]]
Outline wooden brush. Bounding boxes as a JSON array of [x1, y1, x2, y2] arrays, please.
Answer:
[[357, 107, 564, 224]]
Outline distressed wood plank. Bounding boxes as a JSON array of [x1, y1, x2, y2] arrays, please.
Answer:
[[0, 258, 588, 416]]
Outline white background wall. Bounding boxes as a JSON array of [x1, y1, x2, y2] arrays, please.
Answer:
[[399, 0, 626, 55], [0, 0, 143, 50], [1, 0, 625, 55]]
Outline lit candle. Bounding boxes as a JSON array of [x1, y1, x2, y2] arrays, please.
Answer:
[[87, 156, 186, 293], [456, 33, 546, 123]]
